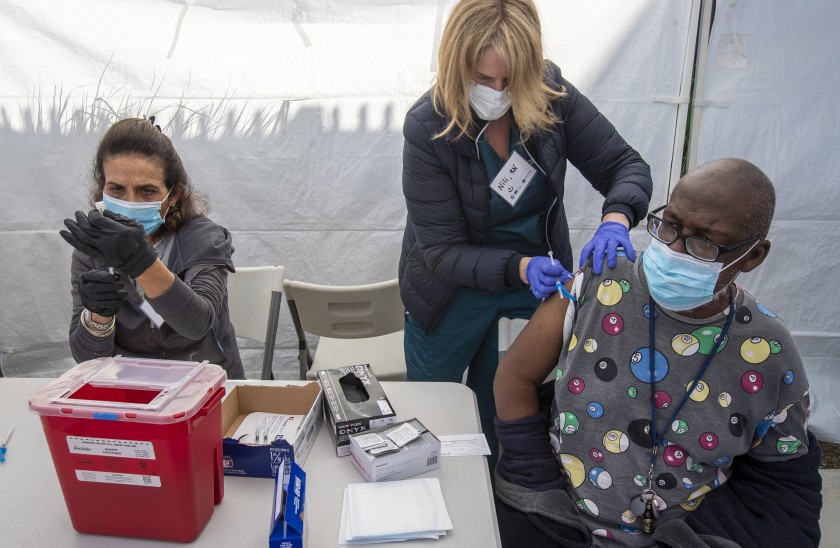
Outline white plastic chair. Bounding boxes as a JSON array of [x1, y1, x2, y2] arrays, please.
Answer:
[[282, 278, 406, 381], [498, 317, 529, 364], [226, 266, 286, 380]]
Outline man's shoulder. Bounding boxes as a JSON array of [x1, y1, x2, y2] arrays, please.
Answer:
[[576, 255, 642, 313], [733, 289, 799, 347], [582, 254, 639, 287]]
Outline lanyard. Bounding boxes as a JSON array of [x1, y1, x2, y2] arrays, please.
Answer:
[[640, 288, 735, 532]]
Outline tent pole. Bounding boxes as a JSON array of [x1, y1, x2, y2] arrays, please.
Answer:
[[685, 0, 715, 173]]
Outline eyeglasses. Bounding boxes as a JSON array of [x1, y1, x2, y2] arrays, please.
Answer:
[[646, 206, 760, 262]]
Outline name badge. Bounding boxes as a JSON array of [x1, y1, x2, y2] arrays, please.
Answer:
[[140, 300, 165, 328], [489, 150, 536, 207]]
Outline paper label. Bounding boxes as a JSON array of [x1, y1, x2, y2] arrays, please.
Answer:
[[376, 398, 393, 416], [67, 436, 161, 486], [72, 452, 160, 476], [140, 300, 165, 327], [354, 433, 387, 450], [67, 436, 156, 459], [489, 150, 536, 206], [386, 422, 421, 448], [438, 434, 492, 456], [75, 470, 161, 487], [369, 417, 395, 429]]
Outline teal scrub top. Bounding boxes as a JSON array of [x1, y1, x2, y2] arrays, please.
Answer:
[[478, 126, 552, 256]]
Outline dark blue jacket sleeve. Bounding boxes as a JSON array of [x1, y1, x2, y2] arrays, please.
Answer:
[[545, 61, 652, 227], [684, 430, 823, 547], [402, 112, 519, 291]]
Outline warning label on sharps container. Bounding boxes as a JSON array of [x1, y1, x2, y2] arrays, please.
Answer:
[[75, 470, 162, 487], [67, 436, 161, 487], [67, 436, 157, 459]]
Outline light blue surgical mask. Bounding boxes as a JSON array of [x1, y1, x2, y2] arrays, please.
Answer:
[[642, 238, 757, 311], [102, 190, 171, 235]]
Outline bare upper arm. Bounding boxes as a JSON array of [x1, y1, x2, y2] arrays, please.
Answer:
[[494, 281, 574, 419], [507, 290, 571, 382]]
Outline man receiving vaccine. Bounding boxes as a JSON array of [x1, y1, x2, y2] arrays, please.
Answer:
[[493, 158, 821, 547]]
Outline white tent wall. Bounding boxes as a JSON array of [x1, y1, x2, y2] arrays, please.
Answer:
[[1, 0, 694, 378], [690, 0, 840, 441]]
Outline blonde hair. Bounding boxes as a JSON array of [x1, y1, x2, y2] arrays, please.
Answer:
[[433, 0, 565, 141]]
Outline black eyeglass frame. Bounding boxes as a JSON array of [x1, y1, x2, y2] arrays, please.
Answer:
[[646, 205, 761, 262]]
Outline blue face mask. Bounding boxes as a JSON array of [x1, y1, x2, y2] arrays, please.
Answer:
[[102, 190, 171, 235], [642, 238, 756, 311]]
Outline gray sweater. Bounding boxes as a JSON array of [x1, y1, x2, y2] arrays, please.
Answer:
[[68, 215, 245, 379]]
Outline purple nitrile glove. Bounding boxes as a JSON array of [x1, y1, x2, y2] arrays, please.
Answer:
[[579, 221, 636, 275], [526, 257, 573, 300]]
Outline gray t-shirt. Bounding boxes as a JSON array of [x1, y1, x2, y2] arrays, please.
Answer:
[[551, 255, 809, 546]]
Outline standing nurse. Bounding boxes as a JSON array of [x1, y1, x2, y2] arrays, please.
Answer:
[[398, 0, 652, 466]]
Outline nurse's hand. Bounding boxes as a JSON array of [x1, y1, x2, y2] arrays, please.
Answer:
[[61, 210, 157, 279], [579, 220, 636, 275], [77, 270, 128, 317], [525, 257, 572, 300]]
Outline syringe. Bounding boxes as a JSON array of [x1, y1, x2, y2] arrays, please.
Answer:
[[0, 426, 14, 463], [94, 201, 117, 278], [548, 251, 578, 302]]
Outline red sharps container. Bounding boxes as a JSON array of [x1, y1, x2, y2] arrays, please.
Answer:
[[29, 356, 227, 542]]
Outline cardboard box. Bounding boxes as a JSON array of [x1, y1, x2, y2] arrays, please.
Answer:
[[268, 457, 307, 548], [222, 383, 322, 478], [349, 418, 441, 482], [317, 364, 397, 457]]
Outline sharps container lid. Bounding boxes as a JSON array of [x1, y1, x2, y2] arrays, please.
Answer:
[[29, 356, 226, 424]]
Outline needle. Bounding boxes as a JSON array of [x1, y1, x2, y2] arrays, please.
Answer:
[[0, 426, 15, 463]]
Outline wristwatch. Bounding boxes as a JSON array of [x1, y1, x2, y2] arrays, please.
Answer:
[[81, 308, 116, 338]]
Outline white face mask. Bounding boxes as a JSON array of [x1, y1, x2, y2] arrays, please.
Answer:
[[469, 82, 512, 121]]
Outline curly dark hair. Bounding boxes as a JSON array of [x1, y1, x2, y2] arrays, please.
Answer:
[[89, 118, 208, 237]]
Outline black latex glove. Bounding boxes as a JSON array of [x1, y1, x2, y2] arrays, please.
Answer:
[[77, 270, 128, 317], [61, 209, 158, 279]]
